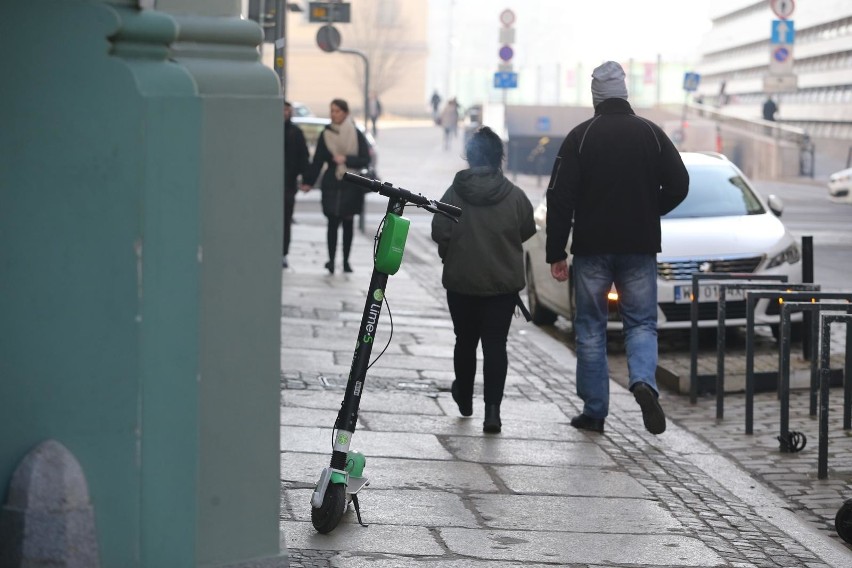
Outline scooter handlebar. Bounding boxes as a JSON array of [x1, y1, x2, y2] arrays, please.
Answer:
[[343, 172, 462, 219]]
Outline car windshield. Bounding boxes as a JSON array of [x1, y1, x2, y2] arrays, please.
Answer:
[[664, 164, 766, 218]]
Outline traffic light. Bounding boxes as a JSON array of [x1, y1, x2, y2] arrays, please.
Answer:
[[248, 0, 278, 43]]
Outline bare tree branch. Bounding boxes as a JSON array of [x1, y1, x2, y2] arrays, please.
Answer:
[[341, 0, 410, 96]]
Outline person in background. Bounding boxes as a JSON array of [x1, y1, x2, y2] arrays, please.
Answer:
[[283, 101, 310, 269], [440, 98, 460, 150], [430, 89, 442, 121], [367, 91, 382, 137], [431, 126, 536, 434], [762, 95, 778, 121], [301, 98, 371, 274], [545, 61, 689, 436]]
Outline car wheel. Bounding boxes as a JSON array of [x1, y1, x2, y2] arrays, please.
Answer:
[[526, 258, 557, 325]]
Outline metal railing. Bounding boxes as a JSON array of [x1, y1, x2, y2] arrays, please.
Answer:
[[687, 103, 814, 177]]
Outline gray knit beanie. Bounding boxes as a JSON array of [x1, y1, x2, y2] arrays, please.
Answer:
[[591, 61, 628, 107]]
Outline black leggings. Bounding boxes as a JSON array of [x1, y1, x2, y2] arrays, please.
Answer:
[[446, 291, 516, 405], [326, 215, 354, 263], [283, 191, 296, 256]]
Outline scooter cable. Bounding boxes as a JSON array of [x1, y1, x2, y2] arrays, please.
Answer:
[[365, 217, 394, 371]]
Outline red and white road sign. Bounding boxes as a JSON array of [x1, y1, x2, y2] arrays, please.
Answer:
[[770, 0, 795, 19]]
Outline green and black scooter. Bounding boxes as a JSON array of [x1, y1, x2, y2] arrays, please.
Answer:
[[309, 172, 462, 534]]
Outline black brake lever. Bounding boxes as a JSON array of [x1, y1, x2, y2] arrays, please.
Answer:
[[421, 202, 459, 223]]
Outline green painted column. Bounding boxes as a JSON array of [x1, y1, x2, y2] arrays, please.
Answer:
[[168, 12, 285, 568], [0, 1, 284, 566]]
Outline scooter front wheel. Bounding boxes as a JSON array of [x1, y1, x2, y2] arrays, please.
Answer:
[[311, 483, 346, 534], [836, 498, 852, 544]]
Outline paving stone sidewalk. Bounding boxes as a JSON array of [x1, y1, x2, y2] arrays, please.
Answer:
[[279, 217, 852, 567]]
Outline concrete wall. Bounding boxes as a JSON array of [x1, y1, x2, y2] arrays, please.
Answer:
[[720, 125, 802, 180]]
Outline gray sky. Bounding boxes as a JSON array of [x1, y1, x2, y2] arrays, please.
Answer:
[[429, 0, 712, 106]]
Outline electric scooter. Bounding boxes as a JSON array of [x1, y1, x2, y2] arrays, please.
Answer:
[[309, 172, 462, 534]]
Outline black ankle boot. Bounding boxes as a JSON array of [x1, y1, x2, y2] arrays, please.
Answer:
[[483, 404, 501, 433], [324, 260, 334, 274]]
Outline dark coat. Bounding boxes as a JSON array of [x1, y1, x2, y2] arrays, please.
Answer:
[[284, 119, 309, 195], [545, 98, 689, 263], [303, 125, 371, 218], [431, 166, 535, 296]]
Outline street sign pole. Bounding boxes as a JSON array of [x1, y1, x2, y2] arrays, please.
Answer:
[[766, 1, 797, 95], [495, 8, 517, 107], [274, 0, 285, 94]]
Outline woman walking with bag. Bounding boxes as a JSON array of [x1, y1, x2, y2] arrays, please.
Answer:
[[431, 126, 536, 433], [302, 99, 371, 273]]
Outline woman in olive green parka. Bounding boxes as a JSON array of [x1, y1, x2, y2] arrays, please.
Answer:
[[431, 126, 536, 434]]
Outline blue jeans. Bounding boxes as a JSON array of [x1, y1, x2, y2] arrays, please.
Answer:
[[572, 254, 659, 419]]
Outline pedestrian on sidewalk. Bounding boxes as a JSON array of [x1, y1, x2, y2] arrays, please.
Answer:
[[430, 89, 441, 121], [440, 98, 460, 150], [545, 61, 689, 435], [283, 101, 310, 269], [367, 91, 382, 137], [431, 125, 536, 434], [301, 98, 371, 274]]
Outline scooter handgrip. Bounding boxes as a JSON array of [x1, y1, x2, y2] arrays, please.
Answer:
[[343, 171, 382, 192], [433, 200, 462, 218]]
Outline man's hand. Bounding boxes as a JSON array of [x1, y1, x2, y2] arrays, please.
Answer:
[[550, 260, 568, 282]]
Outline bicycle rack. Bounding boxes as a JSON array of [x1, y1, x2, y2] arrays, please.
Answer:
[[713, 283, 820, 420], [688, 272, 787, 404], [777, 302, 852, 469]]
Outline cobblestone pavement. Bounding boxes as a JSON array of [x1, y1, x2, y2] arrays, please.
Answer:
[[543, 315, 852, 544], [280, 217, 851, 567]]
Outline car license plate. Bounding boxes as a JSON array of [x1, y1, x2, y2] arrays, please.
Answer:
[[674, 285, 747, 304]]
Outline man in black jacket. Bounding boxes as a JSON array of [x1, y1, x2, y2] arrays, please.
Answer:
[[283, 101, 310, 268], [545, 61, 689, 435]]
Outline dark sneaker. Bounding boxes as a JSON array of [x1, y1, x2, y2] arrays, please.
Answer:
[[570, 413, 604, 433], [632, 383, 666, 435], [451, 381, 473, 417]]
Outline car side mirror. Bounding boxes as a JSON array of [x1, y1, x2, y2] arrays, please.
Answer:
[[767, 194, 784, 217]]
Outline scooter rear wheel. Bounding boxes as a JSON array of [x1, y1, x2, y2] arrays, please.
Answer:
[[311, 483, 346, 534]]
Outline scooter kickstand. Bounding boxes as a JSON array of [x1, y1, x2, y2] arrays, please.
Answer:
[[351, 494, 368, 527]]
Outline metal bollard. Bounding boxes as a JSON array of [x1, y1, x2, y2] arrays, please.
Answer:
[[802, 236, 814, 360]]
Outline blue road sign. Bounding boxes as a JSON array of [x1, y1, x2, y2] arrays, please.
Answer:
[[773, 46, 791, 63], [682, 72, 701, 92], [494, 71, 518, 89], [771, 20, 795, 44], [536, 116, 551, 132]]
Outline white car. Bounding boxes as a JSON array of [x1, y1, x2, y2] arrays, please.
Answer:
[[524, 152, 803, 334], [828, 166, 852, 203]]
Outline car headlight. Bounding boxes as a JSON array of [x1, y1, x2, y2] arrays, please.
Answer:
[[765, 243, 800, 269]]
